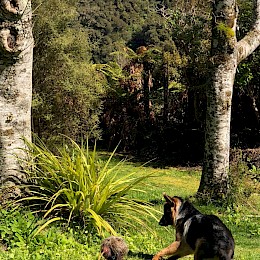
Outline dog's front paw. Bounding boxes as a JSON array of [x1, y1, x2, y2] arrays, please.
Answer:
[[152, 255, 162, 260]]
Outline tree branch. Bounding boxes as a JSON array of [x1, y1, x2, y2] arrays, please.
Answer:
[[237, 0, 260, 64]]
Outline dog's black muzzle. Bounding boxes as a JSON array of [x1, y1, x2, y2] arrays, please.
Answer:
[[159, 216, 168, 226]]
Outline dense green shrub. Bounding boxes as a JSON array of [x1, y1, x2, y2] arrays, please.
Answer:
[[0, 209, 38, 249], [0, 207, 100, 259], [228, 153, 260, 206], [32, 0, 106, 142], [19, 138, 158, 237]]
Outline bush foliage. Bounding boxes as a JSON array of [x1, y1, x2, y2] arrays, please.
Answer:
[[32, 0, 106, 142], [19, 138, 158, 237]]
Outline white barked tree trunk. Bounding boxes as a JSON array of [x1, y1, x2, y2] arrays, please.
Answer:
[[0, 0, 33, 192], [198, 0, 260, 199]]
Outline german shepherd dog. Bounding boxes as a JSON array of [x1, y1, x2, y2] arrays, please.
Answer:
[[152, 193, 235, 260]]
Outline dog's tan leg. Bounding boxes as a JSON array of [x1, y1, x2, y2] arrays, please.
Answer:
[[152, 241, 181, 260], [153, 241, 194, 260]]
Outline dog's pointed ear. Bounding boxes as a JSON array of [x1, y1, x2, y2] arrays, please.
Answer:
[[163, 192, 175, 205]]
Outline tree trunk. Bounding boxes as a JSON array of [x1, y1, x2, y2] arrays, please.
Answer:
[[198, 0, 260, 199], [0, 0, 33, 191], [143, 63, 152, 122], [163, 57, 169, 124], [199, 57, 237, 197]]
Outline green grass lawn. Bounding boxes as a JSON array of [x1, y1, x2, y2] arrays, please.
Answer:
[[0, 157, 259, 259], [121, 163, 260, 260]]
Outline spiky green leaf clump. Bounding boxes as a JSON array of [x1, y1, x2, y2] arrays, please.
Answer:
[[19, 137, 158, 236]]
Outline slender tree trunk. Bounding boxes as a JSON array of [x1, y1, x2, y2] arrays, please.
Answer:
[[198, 0, 260, 199], [0, 0, 33, 190], [163, 57, 169, 124], [143, 63, 151, 122]]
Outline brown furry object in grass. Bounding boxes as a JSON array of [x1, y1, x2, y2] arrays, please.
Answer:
[[101, 236, 128, 260]]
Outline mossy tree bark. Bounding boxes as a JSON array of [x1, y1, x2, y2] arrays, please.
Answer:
[[198, 0, 260, 199], [0, 0, 33, 192]]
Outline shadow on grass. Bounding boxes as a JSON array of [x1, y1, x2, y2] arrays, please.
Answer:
[[128, 251, 154, 259], [149, 198, 163, 205]]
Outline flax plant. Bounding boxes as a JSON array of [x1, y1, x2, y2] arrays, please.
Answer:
[[19, 137, 158, 236]]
